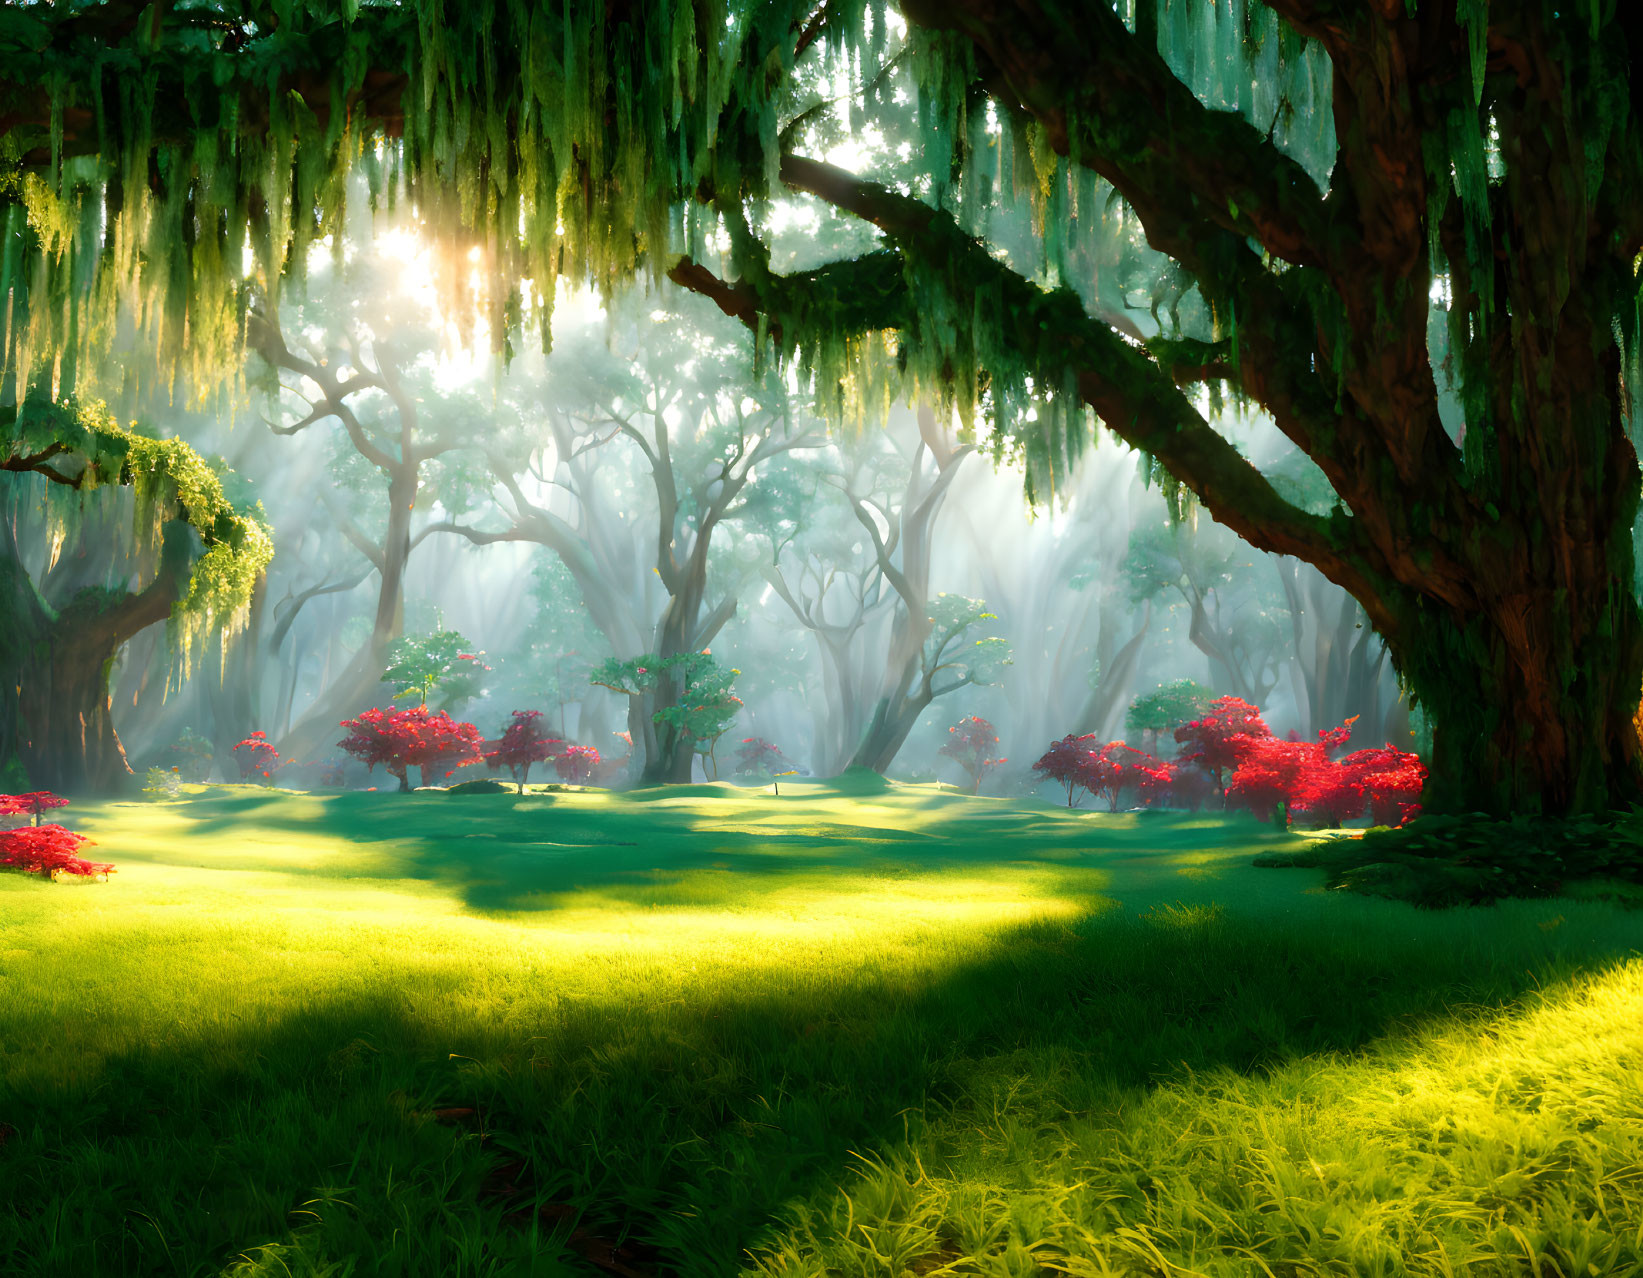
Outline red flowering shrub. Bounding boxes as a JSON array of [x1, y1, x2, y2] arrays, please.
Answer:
[[485, 710, 567, 793], [233, 732, 281, 784], [1226, 737, 1324, 823], [554, 745, 601, 784], [1223, 718, 1427, 828], [939, 717, 1006, 794], [0, 791, 70, 826], [1173, 697, 1272, 799], [339, 707, 485, 791], [0, 823, 114, 879], [1341, 746, 1428, 826]]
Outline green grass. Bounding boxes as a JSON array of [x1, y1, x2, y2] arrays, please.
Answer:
[[2, 780, 1641, 1277]]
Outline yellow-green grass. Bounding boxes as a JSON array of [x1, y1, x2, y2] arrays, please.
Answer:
[[2, 780, 1641, 1277]]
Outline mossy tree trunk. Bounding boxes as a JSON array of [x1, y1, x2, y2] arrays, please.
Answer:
[[9, 570, 182, 793]]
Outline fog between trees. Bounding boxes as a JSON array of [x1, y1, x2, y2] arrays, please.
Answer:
[[22, 205, 1404, 793]]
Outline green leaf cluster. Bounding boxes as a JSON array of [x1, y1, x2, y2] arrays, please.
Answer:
[[380, 628, 485, 707], [1125, 679, 1215, 735], [1, 396, 273, 666]]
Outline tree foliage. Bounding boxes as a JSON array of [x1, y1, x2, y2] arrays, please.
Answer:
[[381, 629, 489, 707], [338, 704, 483, 791], [938, 715, 1003, 795], [484, 709, 564, 792]]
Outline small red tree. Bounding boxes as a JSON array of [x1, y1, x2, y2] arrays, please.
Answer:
[[1173, 697, 1273, 801], [338, 708, 415, 791], [1083, 742, 1147, 812], [338, 707, 482, 791], [555, 744, 601, 784], [0, 824, 114, 879], [1033, 733, 1101, 806], [485, 711, 566, 793], [0, 791, 70, 827], [734, 737, 790, 777], [938, 716, 1006, 795], [233, 732, 280, 784]]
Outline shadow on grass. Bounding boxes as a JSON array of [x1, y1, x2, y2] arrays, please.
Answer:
[[6, 888, 1639, 1277], [131, 788, 1302, 915]]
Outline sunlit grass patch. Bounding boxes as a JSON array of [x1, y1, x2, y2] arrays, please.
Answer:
[[2, 787, 1640, 1277], [754, 944, 1643, 1277]]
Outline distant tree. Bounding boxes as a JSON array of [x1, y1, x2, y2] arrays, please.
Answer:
[[756, 405, 981, 777], [1032, 734, 1100, 808], [232, 732, 280, 785], [855, 593, 1012, 776], [733, 737, 799, 794], [432, 296, 820, 784], [554, 745, 601, 785], [338, 706, 483, 792], [247, 257, 491, 759], [1125, 679, 1215, 757], [734, 737, 791, 779], [166, 729, 216, 783], [484, 710, 564, 794], [938, 716, 1005, 795], [1081, 741, 1172, 813], [591, 652, 742, 783], [381, 630, 489, 709], [1123, 520, 1287, 711], [1174, 697, 1274, 803]]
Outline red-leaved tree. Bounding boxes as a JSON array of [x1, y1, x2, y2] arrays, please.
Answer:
[[1225, 721, 1426, 829], [338, 707, 484, 791], [233, 732, 280, 784], [485, 710, 566, 793], [1033, 734, 1101, 806], [1174, 697, 1273, 802], [0, 823, 114, 879], [1088, 742, 1174, 812], [554, 745, 601, 784], [1341, 747, 1429, 827], [938, 716, 1006, 795], [734, 737, 791, 778], [0, 791, 70, 827]]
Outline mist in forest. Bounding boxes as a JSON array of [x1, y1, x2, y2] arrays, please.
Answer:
[[13, 196, 1406, 797]]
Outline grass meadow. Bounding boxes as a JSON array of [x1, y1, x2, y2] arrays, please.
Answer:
[[2, 776, 1641, 1277]]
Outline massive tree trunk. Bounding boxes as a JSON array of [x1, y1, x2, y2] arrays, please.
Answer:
[[11, 575, 180, 793]]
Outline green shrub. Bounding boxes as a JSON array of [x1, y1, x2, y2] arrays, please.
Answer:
[[143, 767, 184, 801], [1257, 808, 1643, 907]]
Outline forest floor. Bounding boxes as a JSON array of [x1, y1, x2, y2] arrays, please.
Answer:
[[3, 778, 1641, 1277]]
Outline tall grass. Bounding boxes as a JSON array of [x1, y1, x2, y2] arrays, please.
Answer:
[[1, 784, 1639, 1276]]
